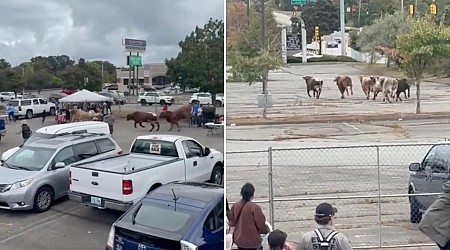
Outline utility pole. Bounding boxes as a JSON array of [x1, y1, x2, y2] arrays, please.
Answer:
[[357, 0, 362, 27], [101, 61, 104, 87], [128, 52, 132, 96], [339, 0, 346, 56], [247, 0, 251, 25], [136, 52, 140, 95], [261, 0, 268, 118], [401, 0, 404, 13]]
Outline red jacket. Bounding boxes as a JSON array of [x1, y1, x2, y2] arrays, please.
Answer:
[[229, 200, 270, 249]]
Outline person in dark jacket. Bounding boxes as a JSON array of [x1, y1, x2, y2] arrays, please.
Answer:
[[42, 109, 46, 124], [19, 120, 32, 143], [419, 179, 450, 250], [229, 183, 270, 250]]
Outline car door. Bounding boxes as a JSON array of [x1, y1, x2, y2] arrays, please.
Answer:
[[50, 146, 76, 197], [418, 145, 447, 208], [145, 92, 156, 103], [199, 198, 224, 250], [429, 144, 450, 198], [181, 140, 211, 182], [39, 98, 49, 112], [32, 99, 43, 113]]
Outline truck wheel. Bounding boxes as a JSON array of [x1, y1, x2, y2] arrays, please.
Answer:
[[49, 107, 56, 116], [26, 110, 33, 119], [209, 164, 223, 185], [0, 98, 3, 102], [409, 194, 422, 223], [160, 100, 166, 106], [140, 99, 147, 106], [33, 186, 54, 213]]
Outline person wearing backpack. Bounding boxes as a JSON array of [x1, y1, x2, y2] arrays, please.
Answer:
[[296, 203, 352, 250], [229, 183, 270, 250]]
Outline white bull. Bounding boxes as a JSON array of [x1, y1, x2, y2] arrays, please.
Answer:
[[374, 77, 398, 103]]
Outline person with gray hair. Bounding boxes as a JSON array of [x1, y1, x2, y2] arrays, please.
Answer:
[[103, 112, 115, 136], [296, 203, 352, 250]]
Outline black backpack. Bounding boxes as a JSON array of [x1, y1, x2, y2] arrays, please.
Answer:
[[314, 229, 339, 250]]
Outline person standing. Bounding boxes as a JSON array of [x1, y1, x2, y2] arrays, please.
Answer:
[[268, 229, 294, 250], [162, 103, 169, 112], [226, 199, 233, 250], [18, 120, 32, 143], [296, 203, 352, 250], [6, 103, 15, 122], [418, 179, 450, 250], [103, 112, 115, 136], [42, 109, 46, 124], [229, 183, 270, 250], [191, 102, 200, 126], [101, 102, 108, 116]]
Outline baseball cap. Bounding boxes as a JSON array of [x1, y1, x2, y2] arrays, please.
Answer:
[[268, 229, 287, 248], [315, 203, 337, 218]]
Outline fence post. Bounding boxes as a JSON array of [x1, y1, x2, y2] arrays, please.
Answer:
[[376, 146, 382, 248], [268, 147, 275, 228]]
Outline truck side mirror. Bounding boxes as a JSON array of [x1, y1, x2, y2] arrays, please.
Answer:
[[204, 147, 211, 156], [409, 162, 421, 172]]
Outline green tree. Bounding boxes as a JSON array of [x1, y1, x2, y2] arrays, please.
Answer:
[[300, 0, 339, 43], [0, 59, 11, 69], [165, 18, 224, 96], [227, 6, 284, 85], [396, 16, 450, 114], [27, 69, 53, 93], [59, 58, 103, 91]]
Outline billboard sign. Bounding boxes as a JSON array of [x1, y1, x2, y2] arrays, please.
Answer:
[[123, 38, 147, 53]]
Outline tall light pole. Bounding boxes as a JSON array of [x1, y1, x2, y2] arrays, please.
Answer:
[[261, 0, 268, 118], [340, 0, 347, 56]]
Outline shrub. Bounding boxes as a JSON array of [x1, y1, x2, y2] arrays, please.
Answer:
[[287, 55, 358, 63]]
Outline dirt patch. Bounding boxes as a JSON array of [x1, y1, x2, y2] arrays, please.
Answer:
[[227, 112, 450, 126]]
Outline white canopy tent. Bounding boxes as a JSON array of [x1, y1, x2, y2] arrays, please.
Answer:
[[58, 89, 111, 103]]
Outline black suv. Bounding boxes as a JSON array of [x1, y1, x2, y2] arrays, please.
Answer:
[[408, 143, 450, 223]]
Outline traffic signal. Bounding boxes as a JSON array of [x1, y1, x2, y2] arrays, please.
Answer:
[[430, 3, 437, 15], [314, 25, 319, 38], [408, 4, 414, 16]]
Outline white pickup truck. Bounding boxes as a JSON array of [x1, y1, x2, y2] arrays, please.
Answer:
[[68, 135, 223, 211]]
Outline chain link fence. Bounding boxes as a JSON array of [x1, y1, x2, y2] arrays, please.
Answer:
[[227, 143, 446, 249]]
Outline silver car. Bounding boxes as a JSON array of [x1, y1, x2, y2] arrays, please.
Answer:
[[0, 132, 122, 212]]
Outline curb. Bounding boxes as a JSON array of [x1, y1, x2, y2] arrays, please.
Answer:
[[226, 112, 450, 126]]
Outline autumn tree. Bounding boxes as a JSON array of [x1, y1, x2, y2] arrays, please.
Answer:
[[227, 1, 248, 50], [165, 18, 224, 96], [396, 17, 450, 114], [227, 5, 284, 85]]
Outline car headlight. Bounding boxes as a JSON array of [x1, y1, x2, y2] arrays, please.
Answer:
[[10, 179, 33, 190]]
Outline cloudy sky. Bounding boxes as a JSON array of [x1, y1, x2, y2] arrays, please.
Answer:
[[0, 0, 224, 67]]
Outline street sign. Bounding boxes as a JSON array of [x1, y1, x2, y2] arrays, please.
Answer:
[[286, 34, 301, 50], [291, 0, 305, 5], [123, 38, 147, 53], [128, 55, 142, 66]]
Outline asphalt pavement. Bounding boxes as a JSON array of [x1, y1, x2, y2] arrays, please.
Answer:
[[0, 115, 223, 250]]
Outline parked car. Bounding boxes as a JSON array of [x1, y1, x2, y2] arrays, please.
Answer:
[[138, 91, 175, 106], [9, 98, 56, 119], [0, 92, 22, 102], [0, 132, 122, 212], [189, 92, 224, 107], [105, 182, 224, 250], [408, 142, 450, 223], [1, 121, 110, 162], [48, 93, 67, 102], [68, 134, 224, 211]]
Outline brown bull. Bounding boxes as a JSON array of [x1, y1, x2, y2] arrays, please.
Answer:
[[303, 76, 323, 99], [126, 111, 160, 132], [359, 76, 376, 100], [70, 109, 97, 122], [334, 76, 354, 99], [159, 104, 192, 132]]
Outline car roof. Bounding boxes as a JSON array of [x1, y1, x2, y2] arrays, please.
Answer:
[[143, 182, 223, 210], [135, 134, 194, 143], [35, 121, 107, 134], [26, 133, 109, 149]]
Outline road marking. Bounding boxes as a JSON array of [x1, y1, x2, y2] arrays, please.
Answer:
[[342, 122, 364, 134]]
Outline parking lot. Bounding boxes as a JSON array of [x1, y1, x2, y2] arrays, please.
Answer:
[[0, 113, 223, 250]]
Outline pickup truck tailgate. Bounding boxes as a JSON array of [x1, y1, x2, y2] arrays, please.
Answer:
[[70, 167, 124, 202]]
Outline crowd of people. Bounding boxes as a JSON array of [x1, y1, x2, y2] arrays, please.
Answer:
[[226, 180, 450, 250]]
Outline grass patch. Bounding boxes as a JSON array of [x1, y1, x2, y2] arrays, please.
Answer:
[[287, 55, 358, 63]]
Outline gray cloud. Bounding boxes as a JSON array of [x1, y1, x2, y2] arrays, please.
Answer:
[[0, 0, 224, 67]]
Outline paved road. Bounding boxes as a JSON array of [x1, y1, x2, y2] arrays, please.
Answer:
[[226, 118, 449, 249], [0, 116, 223, 250], [226, 63, 450, 119]]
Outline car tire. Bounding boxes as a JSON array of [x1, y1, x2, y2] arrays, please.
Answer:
[[409, 193, 422, 223], [160, 100, 166, 106], [214, 100, 222, 107], [209, 164, 223, 185], [26, 110, 33, 119], [140, 99, 147, 106], [33, 186, 54, 213], [0, 98, 4, 102], [49, 107, 56, 116]]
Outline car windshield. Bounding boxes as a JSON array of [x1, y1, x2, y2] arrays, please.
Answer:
[[130, 139, 179, 157], [133, 203, 197, 235], [24, 132, 55, 145], [4, 146, 55, 171], [156, 92, 164, 96]]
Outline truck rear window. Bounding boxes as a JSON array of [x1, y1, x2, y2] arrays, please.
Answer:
[[131, 139, 178, 157]]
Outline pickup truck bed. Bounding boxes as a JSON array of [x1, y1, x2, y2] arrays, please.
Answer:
[[72, 153, 181, 174]]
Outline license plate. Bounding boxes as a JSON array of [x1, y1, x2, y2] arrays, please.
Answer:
[[90, 196, 102, 206]]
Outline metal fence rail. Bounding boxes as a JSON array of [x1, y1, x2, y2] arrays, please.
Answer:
[[226, 143, 445, 249]]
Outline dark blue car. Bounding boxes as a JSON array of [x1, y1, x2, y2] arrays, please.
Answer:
[[105, 181, 224, 250]]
